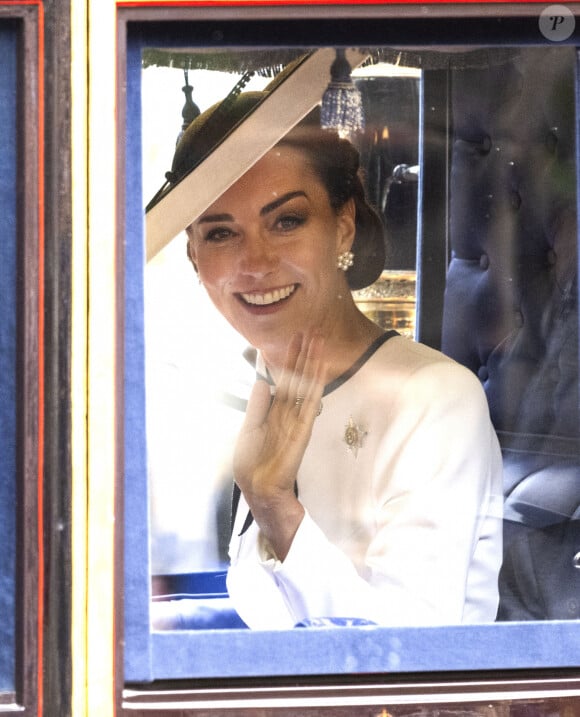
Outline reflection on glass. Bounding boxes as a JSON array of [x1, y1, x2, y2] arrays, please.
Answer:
[[142, 45, 579, 632], [143, 54, 425, 630]]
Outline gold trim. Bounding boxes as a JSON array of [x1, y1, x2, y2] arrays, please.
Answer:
[[353, 270, 416, 337]]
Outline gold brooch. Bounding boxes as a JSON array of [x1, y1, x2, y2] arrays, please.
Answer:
[[344, 416, 367, 456]]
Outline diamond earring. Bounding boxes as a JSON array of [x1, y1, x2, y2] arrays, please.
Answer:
[[337, 251, 354, 271]]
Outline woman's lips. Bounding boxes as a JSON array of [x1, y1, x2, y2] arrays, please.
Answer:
[[239, 283, 297, 306]]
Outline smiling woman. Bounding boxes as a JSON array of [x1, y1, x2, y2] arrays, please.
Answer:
[[147, 78, 504, 631], [186, 144, 370, 369]]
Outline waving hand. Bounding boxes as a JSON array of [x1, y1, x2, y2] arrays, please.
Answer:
[[233, 333, 326, 559]]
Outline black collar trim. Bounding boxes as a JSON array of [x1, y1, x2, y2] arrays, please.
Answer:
[[323, 330, 399, 397], [255, 330, 399, 395]]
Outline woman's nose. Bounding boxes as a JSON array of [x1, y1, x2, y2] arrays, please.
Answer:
[[238, 233, 277, 276]]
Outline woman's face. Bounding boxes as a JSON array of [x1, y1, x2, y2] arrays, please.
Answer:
[[188, 145, 355, 353]]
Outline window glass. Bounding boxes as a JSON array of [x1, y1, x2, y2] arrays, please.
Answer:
[[124, 21, 580, 683], [143, 53, 422, 590]]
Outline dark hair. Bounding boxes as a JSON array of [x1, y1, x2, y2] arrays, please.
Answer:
[[278, 110, 387, 289], [165, 92, 387, 289]]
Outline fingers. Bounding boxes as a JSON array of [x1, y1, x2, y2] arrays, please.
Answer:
[[242, 379, 273, 432], [275, 333, 325, 420], [294, 335, 325, 420], [234, 335, 324, 507], [275, 332, 303, 402]]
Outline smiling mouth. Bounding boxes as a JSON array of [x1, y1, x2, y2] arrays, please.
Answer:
[[239, 284, 297, 306]]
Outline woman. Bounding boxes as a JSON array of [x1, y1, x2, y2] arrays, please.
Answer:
[[160, 88, 503, 630]]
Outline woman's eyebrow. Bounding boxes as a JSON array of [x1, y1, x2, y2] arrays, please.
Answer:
[[197, 212, 234, 224], [260, 191, 307, 216], [197, 191, 307, 224]]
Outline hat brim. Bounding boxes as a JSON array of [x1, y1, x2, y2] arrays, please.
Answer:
[[145, 48, 368, 260]]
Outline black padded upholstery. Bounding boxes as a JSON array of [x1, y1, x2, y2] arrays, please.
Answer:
[[439, 47, 580, 619]]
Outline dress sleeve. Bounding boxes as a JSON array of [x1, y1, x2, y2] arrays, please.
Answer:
[[228, 360, 503, 629]]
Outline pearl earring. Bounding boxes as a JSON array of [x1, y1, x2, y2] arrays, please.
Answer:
[[337, 251, 354, 271]]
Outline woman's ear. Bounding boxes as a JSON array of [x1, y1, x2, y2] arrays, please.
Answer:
[[336, 198, 356, 254]]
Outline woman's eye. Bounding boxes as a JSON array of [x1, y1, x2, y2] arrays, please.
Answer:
[[275, 214, 305, 232], [204, 226, 234, 243]]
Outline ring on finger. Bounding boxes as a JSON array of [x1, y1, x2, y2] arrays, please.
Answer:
[[295, 396, 305, 407]]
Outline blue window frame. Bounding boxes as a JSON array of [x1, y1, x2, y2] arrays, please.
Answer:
[[0, 10, 41, 709], [121, 8, 580, 688], [0, 19, 19, 695]]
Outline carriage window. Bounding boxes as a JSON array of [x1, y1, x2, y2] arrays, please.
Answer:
[[142, 52, 421, 601], [123, 14, 580, 685]]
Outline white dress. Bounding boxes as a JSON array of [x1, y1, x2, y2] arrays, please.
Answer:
[[227, 333, 504, 630]]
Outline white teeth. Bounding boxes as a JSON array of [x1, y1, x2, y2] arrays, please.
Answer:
[[241, 284, 296, 306]]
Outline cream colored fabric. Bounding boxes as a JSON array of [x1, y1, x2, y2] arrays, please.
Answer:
[[228, 335, 503, 629]]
